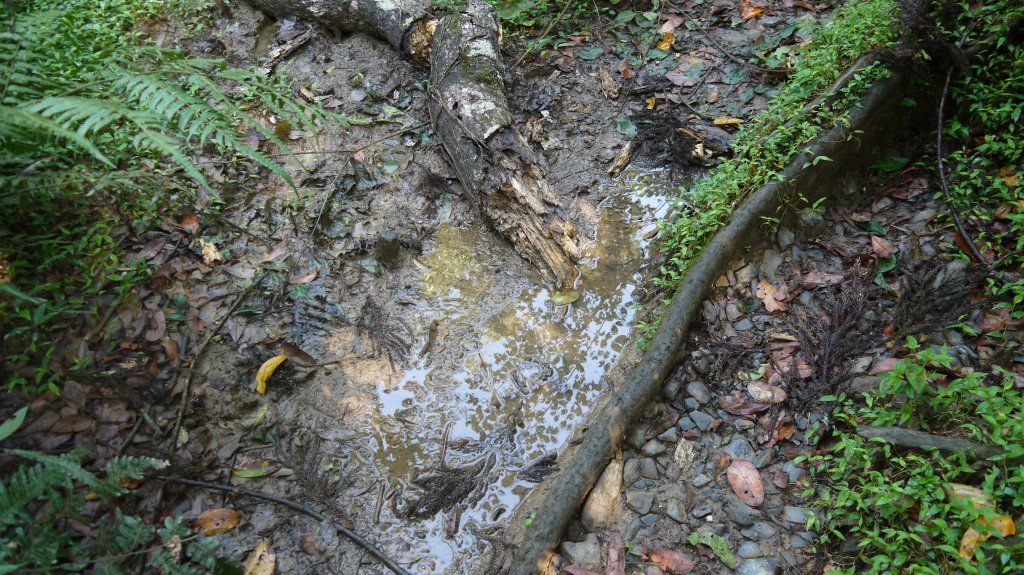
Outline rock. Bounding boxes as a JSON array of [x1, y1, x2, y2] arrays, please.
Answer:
[[734, 418, 755, 430], [849, 356, 872, 374], [735, 558, 780, 575], [797, 208, 826, 238], [581, 460, 623, 531], [673, 440, 698, 472], [726, 303, 743, 321], [659, 427, 679, 443], [692, 355, 711, 375], [626, 490, 655, 514], [373, 229, 401, 266], [752, 447, 776, 468], [932, 258, 968, 292], [945, 329, 964, 345], [640, 513, 659, 526], [702, 300, 719, 324], [759, 249, 783, 280], [686, 381, 712, 404], [735, 318, 754, 331], [692, 473, 712, 488], [734, 264, 757, 288], [724, 436, 756, 461], [684, 397, 700, 409], [738, 541, 763, 559], [666, 499, 687, 523], [640, 457, 660, 480], [750, 521, 777, 539], [847, 375, 881, 395], [782, 461, 804, 483], [783, 505, 811, 524], [662, 377, 682, 400], [777, 226, 795, 250], [561, 533, 602, 566], [691, 504, 712, 518], [690, 410, 714, 431], [644, 565, 666, 575], [623, 458, 641, 486], [724, 494, 759, 526], [642, 439, 667, 457], [677, 416, 696, 431]]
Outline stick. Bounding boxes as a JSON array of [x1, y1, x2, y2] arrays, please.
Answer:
[[856, 426, 1003, 460], [935, 67, 988, 267], [158, 477, 413, 575], [167, 273, 266, 451]]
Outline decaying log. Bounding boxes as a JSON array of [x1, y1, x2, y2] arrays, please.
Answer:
[[247, 0, 581, 287], [856, 426, 1007, 461], [428, 1, 580, 288]]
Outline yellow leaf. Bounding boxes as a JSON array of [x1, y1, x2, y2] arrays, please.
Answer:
[[740, 1, 765, 20], [960, 526, 982, 559], [959, 515, 1016, 559], [255, 355, 287, 395], [946, 483, 995, 510], [243, 540, 276, 575], [657, 31, 675, 51], [193, 508, 241, 536], [645, 97, 657, 110], [999, 166, 1020, 187], [713, 116, 744, 126]]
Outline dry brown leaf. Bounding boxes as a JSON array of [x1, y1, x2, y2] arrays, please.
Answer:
[[657, 31, 675, 50], [727, 460, 764, 507], [299, 533, 320, 555], [740, 1, 765, 19], [719, 394, 771, 416], [262, 241, 289, 263], [870, 235, 894, 258], [756, 280, 788, 313], [180, 214, 200, 234], [748, 381, 787, 404], [288, 268, 318, 284], [50, 415, 94, 434], [193, 508, 241, 536], [649, 549, 695, 574], [803, 270, 844, 288], [243, 540, 275, 575], [199, 239, 222, 265], [281, 342, 316, 366]]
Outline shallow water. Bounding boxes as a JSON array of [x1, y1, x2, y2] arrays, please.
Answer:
[[370, 168, 685, 570]]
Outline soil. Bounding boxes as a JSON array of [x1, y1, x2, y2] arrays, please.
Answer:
[[0, 2, 856, 574]]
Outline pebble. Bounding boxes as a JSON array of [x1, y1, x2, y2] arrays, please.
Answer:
[[734, 418, 755, 430], [658, 427, 679, 443], [692, 354, 711, 375], [777, 226, 795, 250], [798, 209, 826, 238], [725, 495, 760, 526], [640, 513, 659, 526], [692, 473, 712, 488], [662, 377, 682, 400], [735, 318, 754, 331], [691, 504, 712, 518], [684, 397, 700, 409], [789, 532, 810, 549], [726, 303, 743, 321], [751, 522, 778, 539], [640, 457, 660, 480], [686, 381, 712, 404], [666, 499, 687, 523], [735, 558, 780, 575], [783, 506, 811, 524], [642, 439, 667, 457], [645, 566, 666, 575], [623, 458, 641, 486], [626, 490, 655, 515], [702, 300, 719, 323], [677, 416, 696, 431], [849, 356, 872, 374], [734, 264, 757, 288], [581, 460, 622, 531], [759, 249, 783, 280], [782, 461, 804, 483], [561, 533, 602, 566], [738, 541, 763, 559], [724, 436, 756, 461], [690, 410, 714, 431], [752, 447, 776, 468]]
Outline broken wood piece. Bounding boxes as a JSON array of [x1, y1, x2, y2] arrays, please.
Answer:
[[856, 426, 1005, 461], [428, 0, 581, 288], [607, 141, 635, 176], [263, 27, 312, 69]]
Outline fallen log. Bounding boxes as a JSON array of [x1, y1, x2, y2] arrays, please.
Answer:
[[247, 0, 581, 287], [856, 426, 1006, 461]]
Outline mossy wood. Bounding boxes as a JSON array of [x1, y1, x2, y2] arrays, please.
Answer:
[[247, 0, 581, 287]]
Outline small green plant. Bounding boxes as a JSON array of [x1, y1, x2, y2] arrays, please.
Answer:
[[808, 340, 1024, 574]]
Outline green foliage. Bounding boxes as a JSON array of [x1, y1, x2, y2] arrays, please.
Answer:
[[808, 341, 1024, 574], [935, 0, 1024, 314], [0, 0, 340, 393], [655, 0, 899, 290]]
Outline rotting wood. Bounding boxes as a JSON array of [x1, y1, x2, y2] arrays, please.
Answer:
[[856, 426, 1009, 462], [428, 1, 580, 288], [246, 0, 581, 287]]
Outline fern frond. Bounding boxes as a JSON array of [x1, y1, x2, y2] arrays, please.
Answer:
[[0, 460, 70, 524], [3, 448, 101, 491], [0, 106, 112, 165]]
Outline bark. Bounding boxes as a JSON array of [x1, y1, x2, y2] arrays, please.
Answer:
[[247, 0, 581, 287], [856, 426, 1008, 461], [428, 1, 580, 288]]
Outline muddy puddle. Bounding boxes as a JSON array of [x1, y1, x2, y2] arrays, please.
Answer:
[[324, 168, 684, 570]]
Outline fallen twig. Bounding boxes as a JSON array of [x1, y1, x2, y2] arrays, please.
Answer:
[[935, 67, 988, 267], [158, 476, 413, 575], [856, 426, 1008, 462]]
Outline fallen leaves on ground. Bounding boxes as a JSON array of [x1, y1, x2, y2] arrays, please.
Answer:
[[748, 381, 786, 404], [563, 566, 603, 575], [243, 540, 275, 575], [607, 531, 626, 575], [687, 530, 736, 569], [740, 0, 765, 19], [657, 31, 675, 50], [649, 549, 694, 574], [870, 235, 894, 258], [232, 459, 282, 478], [193, 508, 241, 536], [255, 355, 287, 395], [960, 515, 1016, 559], [719, 393, 770, 416], [756, 280, 788, 312], [803, 270, 844, 288], [727, 460, 764, 506]]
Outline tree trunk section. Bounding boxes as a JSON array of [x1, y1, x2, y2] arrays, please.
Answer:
[[429, 1, 580, 288], [247, 0, 581, 287]]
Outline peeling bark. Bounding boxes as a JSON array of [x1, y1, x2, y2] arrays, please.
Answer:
[[246, 0, 581, 287], [428, 1, 580, 288]]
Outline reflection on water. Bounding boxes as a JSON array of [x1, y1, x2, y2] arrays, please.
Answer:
[[373, 169, 682, 570]]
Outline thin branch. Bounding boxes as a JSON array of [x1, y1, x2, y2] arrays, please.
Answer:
[[158, 476, 413, 575], [935, 67, 988, 267]]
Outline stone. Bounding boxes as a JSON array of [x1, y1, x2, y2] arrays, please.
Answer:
[[738, 541, 763, 559], [702, 300, 719, 324], [724, 436, 756, 461], [777, 226, 795, 250], [724, 494, 759, 526], [751, 522, 777, 539], [849, 356, 872, 374], [640, 513, 659, 526], [692, 355, 711, 375], [642, 439, 667, 457], [797, 208, 826, 238], [691, 504, 712, 518], [626, 490, 655, 514], [753, 447, 776, 468], [690, 410, 714, 431], [734, 264, 757, 288], [726, 303, 743, 321], [734, 418, 755, 430], [735, 318, 754, 331], [677, 416, 696, 431], [692, 473, 712, 488], [623, 458, 641, 486], [640, 457, 659, 480], [658, 427, 679, 443], [735, 557, 780, 575], [783, 505, 811, 524], [759, 249, 783, 280], [645, 565, 666, 575], [673, 440, 698, 472], [561, 533, 602, 566], [666, 499, 687, 523], [945, 329, 964, 345], [684, 397, 700, 409], [686, 381, 712, 404], [581, 460, 623, 531], [782, 461, 804, 483], [662, 377, 682, 400]]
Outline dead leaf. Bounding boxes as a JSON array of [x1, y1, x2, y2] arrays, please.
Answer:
[[870, 235, 894, 258], [868, 357, 897, 375], [727, 460, 764, 506], [299, 533, 320, 555], [946, 483, 996, 510], [748, 381, 787, 403], [960, 515, 1016, 559], [713, 116, 744, 126], [180, 214, 200, 234], [144, 310, 167, 342], [772, 466, 789, 488], [649, 549, 695, 574], [607, 531, 626, 575], [199, 239, 222, 265], [719, 393, 771, 416], [50, 415, 94, 434], [1000, 166, 1020, 188], [563, 566, 603, 575], [243, 540, 275, 575], [193, 508, 241, 536], [803, 271, 844, 288], [232, 459, 282, 479], [657, 31, 675, 51], [740, 1, 765, 19], [796, 359, 814, 379], [262, 241, 289, 263], [288, 268, 318, 284], [138, 237, 168, 260], [756, 280, 788, 313], [281, 342, 316, 366], [978, 313, 1006, 332], [659, 14, 684, 33], [256, 355, 287, 395]]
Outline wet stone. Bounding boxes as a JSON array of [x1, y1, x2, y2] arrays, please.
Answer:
[[692, 473, 712, 488], [561, 533, 601, 566], [759, 249, 783, 280], [686, 381, 712, 404], [735, 558, 780, 575], [642, 439, 667, 457], [690, 410, 714, 431], [738, 541, 763, 559], [640, 457, 660, 480], [777, 226, 795, 250], [735, 318, 754, 331], [659, 427, 679, 443], [783, 505, 811, 524], [626, 490, 655, 514], [666, 499, 687, 523], [640, 513, 659, 526], [677, 416, 696, 431], [724, 436, 756, 461]]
